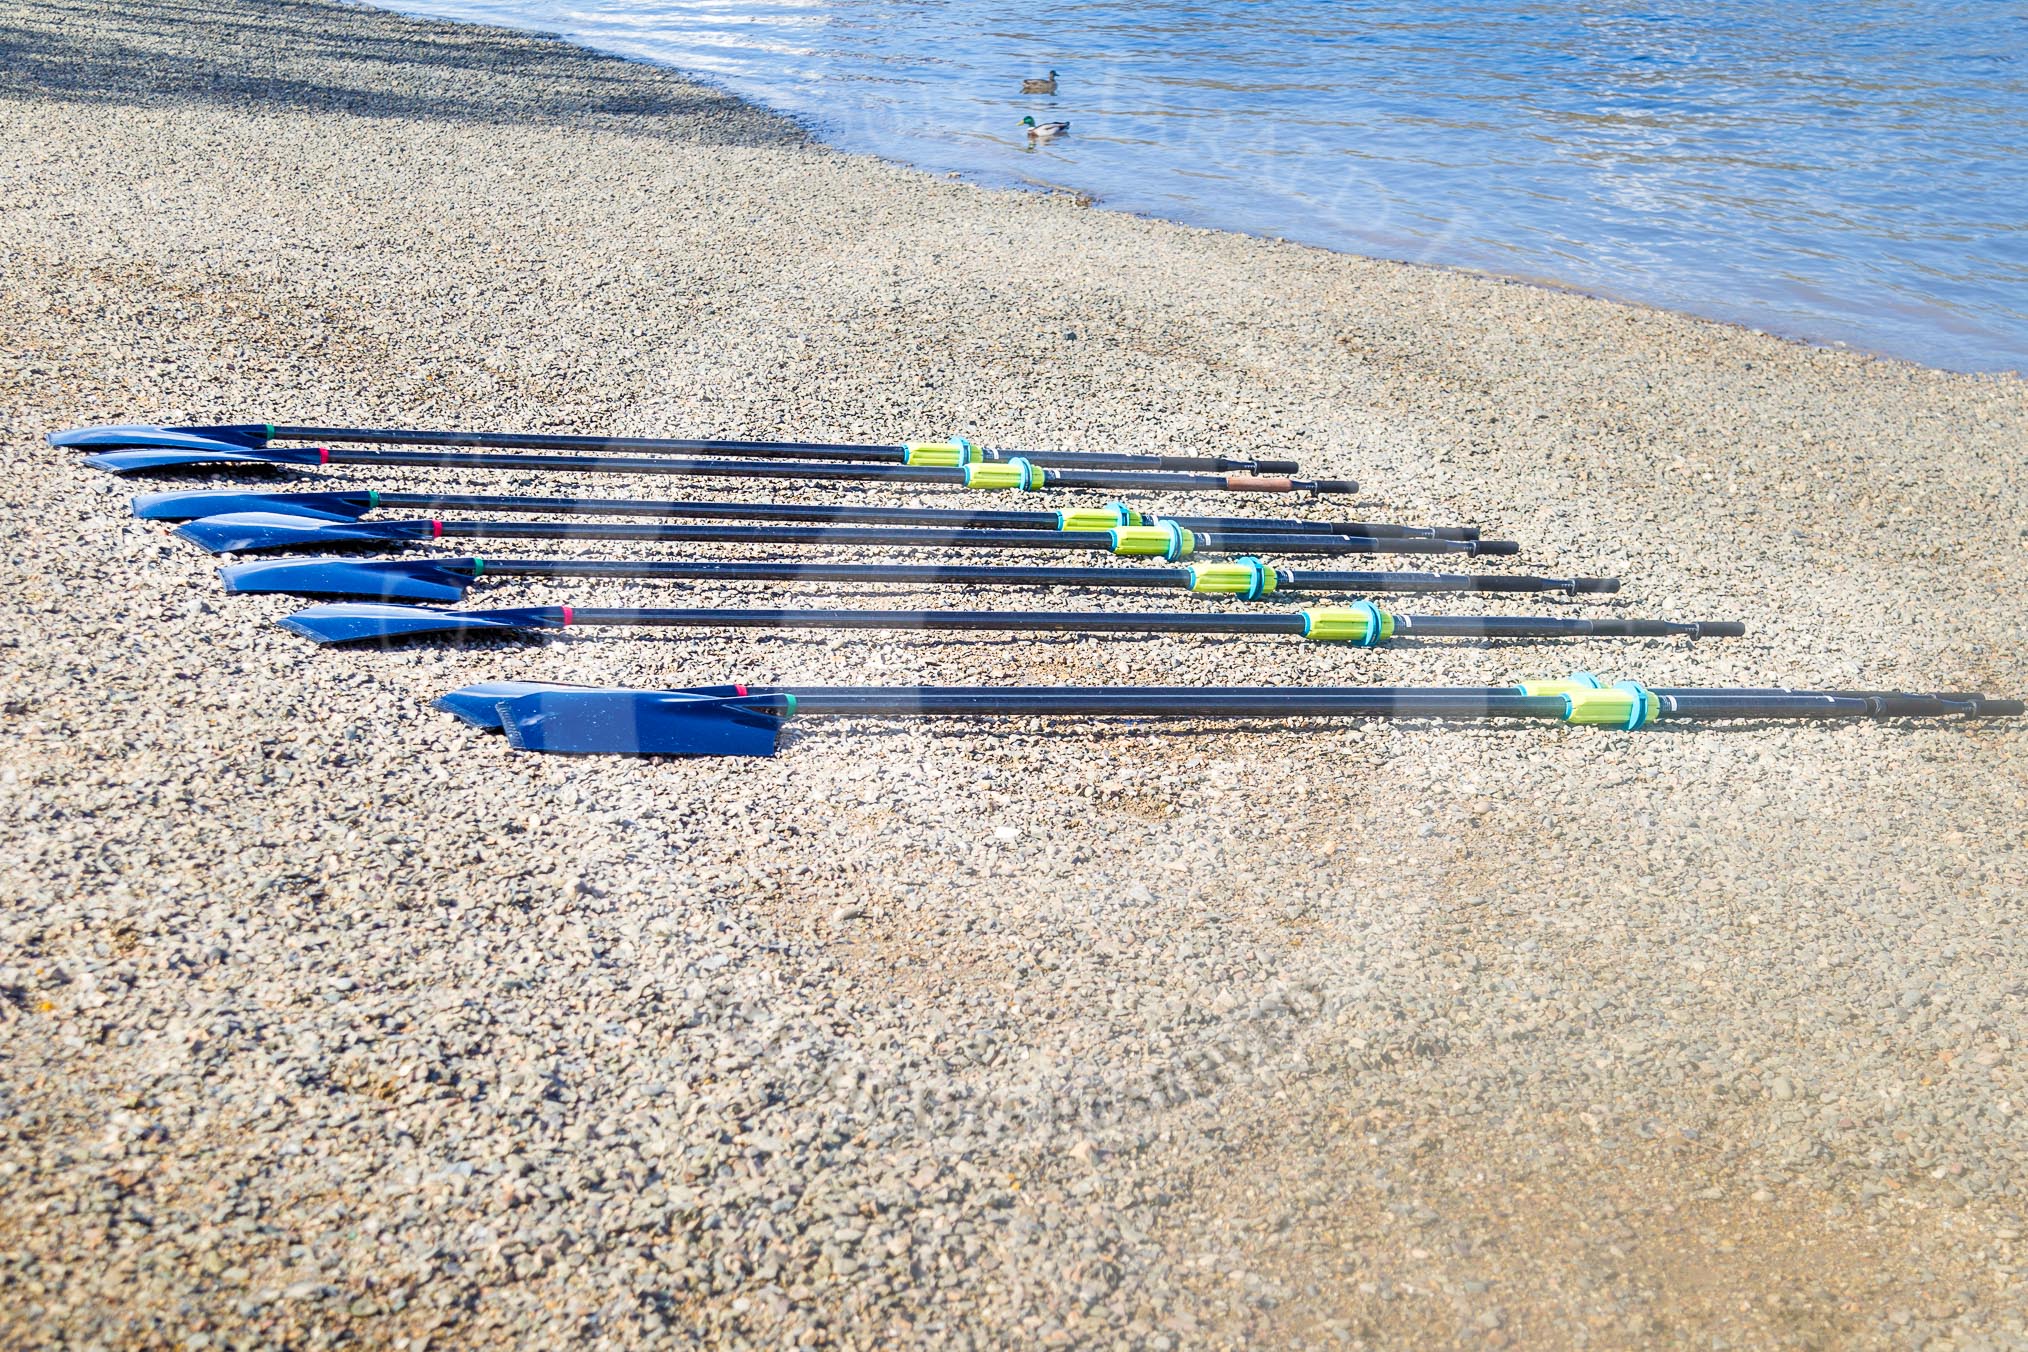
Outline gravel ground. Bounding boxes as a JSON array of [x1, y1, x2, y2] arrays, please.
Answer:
[[2, 0, 2026, 1346]]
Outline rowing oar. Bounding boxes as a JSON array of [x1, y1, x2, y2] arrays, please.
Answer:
[[219, 556, 1619, 602], [171, 513, 1517, 559], [52, 422, 1302, 474], [279, 601, 1740, 647], [76, 442, 1354, 496], [131, 487, 1476, 540], [431, 677, 2022, 756]]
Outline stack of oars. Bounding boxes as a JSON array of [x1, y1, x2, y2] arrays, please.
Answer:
[[56, 420, 2016, 755]]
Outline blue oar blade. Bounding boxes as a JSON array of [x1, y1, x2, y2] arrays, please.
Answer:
[[173, 512, 405, 554], [219, 558, 480, 601], [50, 423, 267, 450], [278, 603, 553, 645], [133, 489, 373, 521], [83, 446, 318, 474], [437, 681, 753, 729], [496, 689, 786, 756]]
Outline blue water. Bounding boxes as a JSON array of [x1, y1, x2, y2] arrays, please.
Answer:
[[389, 0, 2028, 373]]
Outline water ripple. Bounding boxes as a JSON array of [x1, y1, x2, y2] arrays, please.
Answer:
[[389, 0, 2027, 372]]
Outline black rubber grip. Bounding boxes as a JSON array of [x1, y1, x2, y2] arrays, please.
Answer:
[[1864, 694, 1982, 717], [1571, 578, 1621, 593], [1473, 540, 1521, 556]]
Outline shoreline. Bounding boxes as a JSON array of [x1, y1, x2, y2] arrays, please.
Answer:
[[3, 0, 2027, 1345], [372, 0, 2026, 380]]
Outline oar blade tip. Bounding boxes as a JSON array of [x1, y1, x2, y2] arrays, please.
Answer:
[[85, 449, 263, 475], [278, 603, 527, 645], [133, 490, 370, 522], [52, 423, 261, 451], [435, 681, 614, 728], [173, 512, 398, 554], [219, 558, 478, 601]]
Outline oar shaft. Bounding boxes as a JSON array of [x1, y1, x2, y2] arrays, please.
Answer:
[[561, 607, 1312, 635], [302, 448, 1350, 494], [420, 520, 1491, 556], [362, 492, 1470, 539], [443, 680, 2020, 755], [430, 522, 1100, 549], [474, 559, 1607, 593], [264, 425, 1300, 474], [524, 607, 1739, 641], [775, 690, 1574, 718], [712, 689, 2003, 719], [214, 556, 1620, 599], [483, 560, 1193, 587]]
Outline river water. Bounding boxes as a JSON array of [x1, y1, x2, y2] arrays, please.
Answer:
[[388, 0, 2028, 373]]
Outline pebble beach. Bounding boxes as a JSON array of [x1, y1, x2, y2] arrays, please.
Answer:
[[2, 0, 2026, 1345]]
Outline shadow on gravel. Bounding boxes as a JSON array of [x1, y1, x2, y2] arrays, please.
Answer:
[[0, 0, 803, 147]]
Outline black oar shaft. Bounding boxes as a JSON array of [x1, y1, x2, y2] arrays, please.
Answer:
[[362, 492, 1472, 539], [419, 521, 1490, 556], [563, 607, 1312, 635], [265, 425, 1299, 473], [486, 560, 1190, 587], [716, 689, 1999, 719], [299, 448, 1348, 494], [777, 690, 1574, 718], [522, 608, 1737, 641], [473, 559, 1604, 593]]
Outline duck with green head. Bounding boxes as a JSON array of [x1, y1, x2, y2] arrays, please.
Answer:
[[1021, 115, 1070, 140]]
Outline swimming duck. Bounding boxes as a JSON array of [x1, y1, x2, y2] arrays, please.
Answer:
[[1022, 116, 1070, 140], [1021, 69, 1059, 94]]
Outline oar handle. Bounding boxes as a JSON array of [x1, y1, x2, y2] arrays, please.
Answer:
[[1392, 617, 1742, 639], [1281, 571, 1617, 593], [1202, 533, 1508, 556], [1163, 516, 1479, 540]]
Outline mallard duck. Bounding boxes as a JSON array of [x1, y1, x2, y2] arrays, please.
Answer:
[[1021, 69, 1059, 94], [1021, 116, 1069, 140]]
